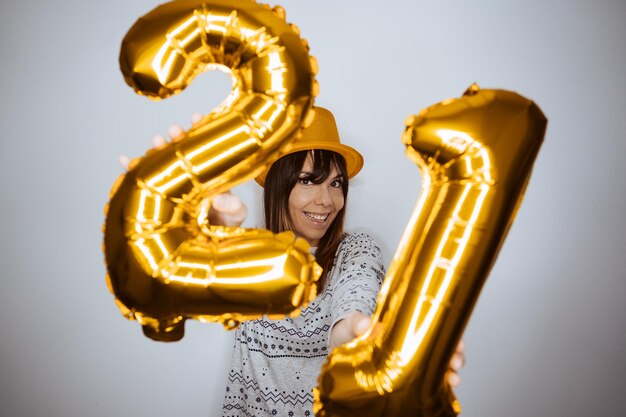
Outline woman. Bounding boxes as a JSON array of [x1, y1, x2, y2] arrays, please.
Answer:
[[121, 107, 464, 417], [222, 107, 385, 417], [223, 107, 464, 417]]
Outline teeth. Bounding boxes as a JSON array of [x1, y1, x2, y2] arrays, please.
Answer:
[[304, 212, 329, 221]]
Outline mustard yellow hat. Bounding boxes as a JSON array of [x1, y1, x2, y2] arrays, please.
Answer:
[[256, 106, 364, 186]]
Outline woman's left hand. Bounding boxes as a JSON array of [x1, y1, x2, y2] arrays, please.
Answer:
[[329, 311, 371, 350], [329, 312, 465, 387]]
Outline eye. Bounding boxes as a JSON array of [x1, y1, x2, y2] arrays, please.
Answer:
[[298, 177, 313, 185], [330, 179, 343, 188]]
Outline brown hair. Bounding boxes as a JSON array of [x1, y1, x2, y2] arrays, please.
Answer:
[[264, 149, 349, 288]]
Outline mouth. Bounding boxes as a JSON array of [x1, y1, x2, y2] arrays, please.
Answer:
[[303, 211, 330, 224]]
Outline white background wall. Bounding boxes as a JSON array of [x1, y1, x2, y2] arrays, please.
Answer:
[[1, 0, 624, 416]]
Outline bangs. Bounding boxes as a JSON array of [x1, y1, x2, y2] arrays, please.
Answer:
[[300, 150, 346, 184]]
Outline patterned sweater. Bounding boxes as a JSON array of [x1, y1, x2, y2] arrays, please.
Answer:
[[222, 233, 385, 417]]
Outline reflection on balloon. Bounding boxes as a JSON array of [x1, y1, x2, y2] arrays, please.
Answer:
[[314, 84, 547, 416], [103, 0, 320, 342]]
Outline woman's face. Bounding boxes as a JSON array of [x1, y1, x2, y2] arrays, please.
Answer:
[[288, 155, 345, 246]]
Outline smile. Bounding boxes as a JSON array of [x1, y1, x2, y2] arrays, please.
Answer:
[[304, 211, 330, 222]]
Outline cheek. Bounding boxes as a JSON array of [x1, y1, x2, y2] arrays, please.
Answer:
[[288, 188, 307, 215], [289, 188, 304, 212], [332, 191, 345, 212], [287, 198, 297, 221]]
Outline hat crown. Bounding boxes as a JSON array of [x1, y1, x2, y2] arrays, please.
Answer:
[[297, 107, 341, 145], [256, 106, 364, 186]]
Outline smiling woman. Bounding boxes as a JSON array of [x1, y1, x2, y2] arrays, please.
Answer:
[[222, 106, 386, 417], [220, 107, 465, 417]]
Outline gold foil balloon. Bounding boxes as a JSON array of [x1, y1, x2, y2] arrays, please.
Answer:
[[103, 0, 320, 342], [313, 84, 547, 416]]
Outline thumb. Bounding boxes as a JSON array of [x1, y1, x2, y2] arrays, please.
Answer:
[[352, 314, 371, 337]]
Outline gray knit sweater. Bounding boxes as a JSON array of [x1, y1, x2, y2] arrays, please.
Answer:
[[221, 233, 385, 417]]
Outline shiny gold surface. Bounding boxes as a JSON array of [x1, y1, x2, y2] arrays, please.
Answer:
[[314, 85, 547, 416], [104, 0, 319, 342]]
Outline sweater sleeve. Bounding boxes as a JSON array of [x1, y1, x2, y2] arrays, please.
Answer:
[[329, 233, 385, 334]]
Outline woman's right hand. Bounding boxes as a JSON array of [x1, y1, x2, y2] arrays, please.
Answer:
[[118, 113, 248, 228], [207, 192, 247, 227]]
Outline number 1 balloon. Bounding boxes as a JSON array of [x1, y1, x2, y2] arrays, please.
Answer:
[[313, 84, 547, 416], [103, 0, 321, 342]]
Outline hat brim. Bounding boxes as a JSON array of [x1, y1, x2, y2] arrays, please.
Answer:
[[255, 142, 364, 187]]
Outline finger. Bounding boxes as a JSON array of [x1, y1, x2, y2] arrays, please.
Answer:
[[118, 155, 130, 171], [456, 339, 465, 353], [152, 134, 168, 149], [191, 112, 203, 125], [213, 193, 243, 213], [446, 370, 461, 388], [167, 124, 185, 142], [449, 351, 465, 372]]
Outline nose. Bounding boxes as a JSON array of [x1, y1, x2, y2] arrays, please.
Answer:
[[314, 185, 333, 207]]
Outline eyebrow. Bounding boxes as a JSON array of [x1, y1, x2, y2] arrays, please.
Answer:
[[297, 172, 344, 180]]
